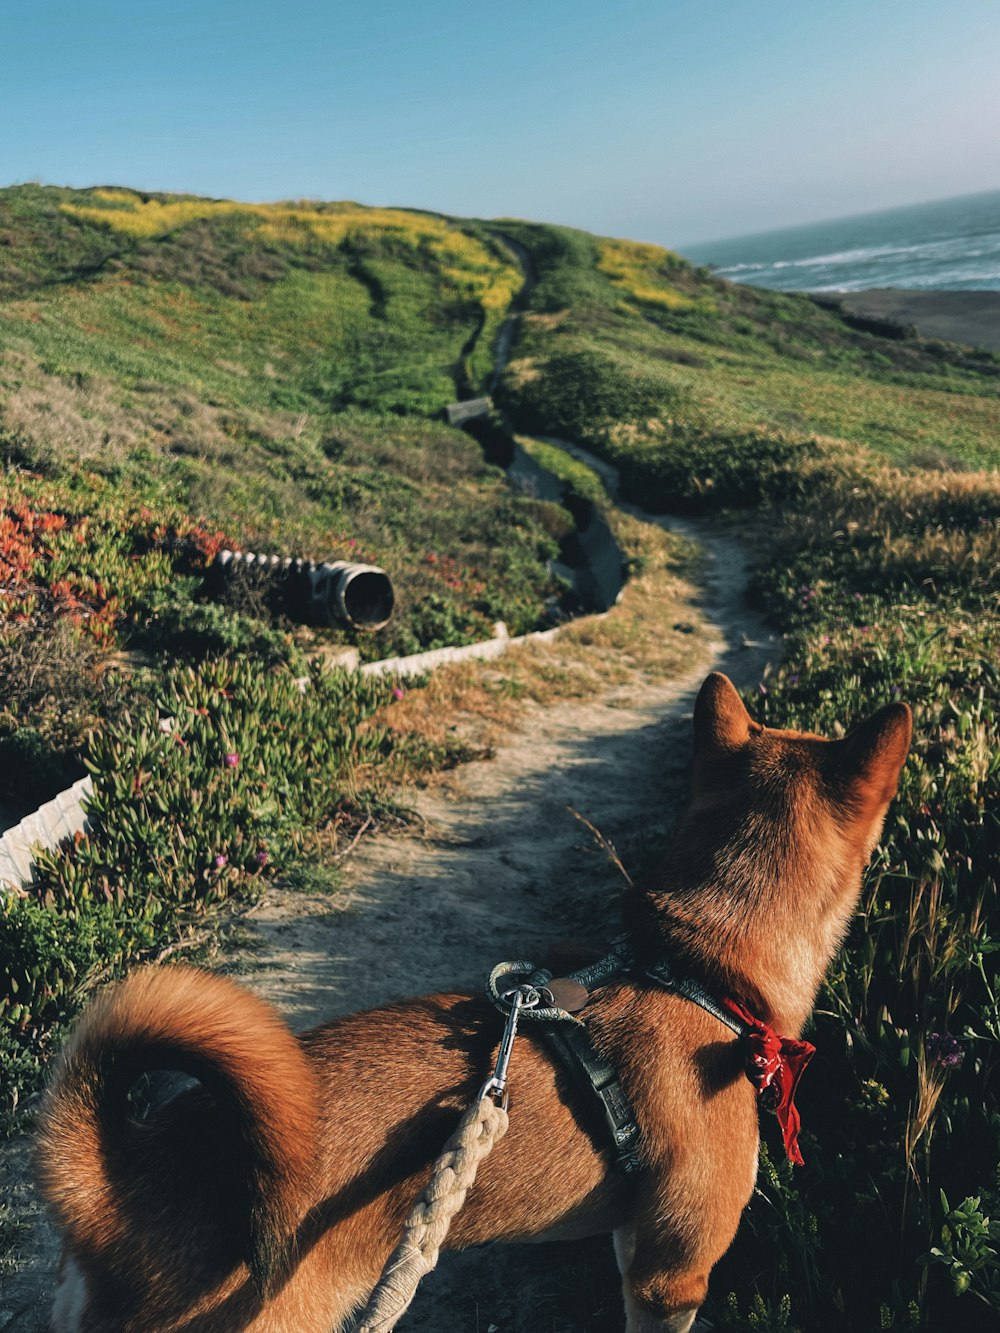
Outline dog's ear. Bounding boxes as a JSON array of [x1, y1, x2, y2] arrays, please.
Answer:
[[693, 673, 755, 757], [831, 701, 912, 856], [836, 701, 912, 803]]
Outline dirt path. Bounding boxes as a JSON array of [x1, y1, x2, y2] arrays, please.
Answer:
[[0, 446, 781, 1332], [219, 448, 781, 1332], [489, 235, 535, 395]]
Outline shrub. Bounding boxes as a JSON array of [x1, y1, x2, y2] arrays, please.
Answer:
[[0, 658, 396, 1109], [615, 428, 823, 513], [132, 590, 300, 665], [499, 348, 674, 449]]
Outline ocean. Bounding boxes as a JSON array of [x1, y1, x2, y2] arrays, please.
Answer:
[[682, 189, 1000, 293]]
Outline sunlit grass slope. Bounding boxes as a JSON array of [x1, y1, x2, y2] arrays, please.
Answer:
[[3, 184, 519, 415], [0, 184, 563, 817], [496, 220, 1000, 474], [0, 185, 556, 653]]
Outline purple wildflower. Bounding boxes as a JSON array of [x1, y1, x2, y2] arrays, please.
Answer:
[[392, 685, 405, 701], [224, 752, 239, 768], [788, 674, 800, 686], [926, 1032, 964, 1070], [255, 849, 269, 866], [213, 854, 228, 870]]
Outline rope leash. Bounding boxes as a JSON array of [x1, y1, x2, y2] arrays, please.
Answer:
[[351, 1095, 509, 1333], [349, 988, 534, 1333]]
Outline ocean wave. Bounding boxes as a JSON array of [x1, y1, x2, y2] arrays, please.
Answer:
[[702, 198, 1000, 293], [768, 244, 915, 270], [761, 233, 1000, 275], [768, 239, 968, 271], [903, 265, 1000, 287], [808, 264, 1000, 292], [715, 262, 768, 274]]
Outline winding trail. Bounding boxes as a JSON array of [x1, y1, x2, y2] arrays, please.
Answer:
[[0, 240, 783, 1333], [218, 446, 782, 1332], [488, 235, 535, 396]]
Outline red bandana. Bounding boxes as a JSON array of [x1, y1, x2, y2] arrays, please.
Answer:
[[721, 997, 816, 1166]]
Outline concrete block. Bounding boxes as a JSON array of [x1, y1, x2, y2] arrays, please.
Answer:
[[445, 397, 492, 426], [0, 833, 34, 886]]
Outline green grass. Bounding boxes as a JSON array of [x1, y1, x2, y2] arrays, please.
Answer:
[[517, 435, 610, 507]]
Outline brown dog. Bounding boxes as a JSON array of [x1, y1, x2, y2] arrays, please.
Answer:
[[37, 673, 911, 1332]]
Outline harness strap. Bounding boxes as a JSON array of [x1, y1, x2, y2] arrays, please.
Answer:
[[542, 1022, 644, 1175], [485, 953, 642, 1174], [645, 956, 746, 1037]]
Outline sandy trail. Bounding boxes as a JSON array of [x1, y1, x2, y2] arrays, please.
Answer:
[[222, 447, 781, 1332], [0, 445, 781, 1333]]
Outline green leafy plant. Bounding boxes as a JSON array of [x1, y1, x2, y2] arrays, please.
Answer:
[[926, 1185, 1000, 1309], [0, 658, 396, 1111]]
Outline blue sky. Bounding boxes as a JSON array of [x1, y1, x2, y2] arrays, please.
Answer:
[[3, 0, 999, 247]]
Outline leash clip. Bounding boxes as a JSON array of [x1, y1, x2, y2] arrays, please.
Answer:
[[478, 984, 535, 1110]]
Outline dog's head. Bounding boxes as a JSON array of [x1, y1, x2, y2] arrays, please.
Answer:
[[638, 672, 912, 1030], [691, 670, 911, 867]]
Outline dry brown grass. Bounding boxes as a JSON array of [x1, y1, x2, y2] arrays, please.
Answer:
[[773, 458, 1000, 597], [0, 352, 140, 470], [381, 515, 709, 788], [522, 310, 569, 332], [0, 348, 303, 488]]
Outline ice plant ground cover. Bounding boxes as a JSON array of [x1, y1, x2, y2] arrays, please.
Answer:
[[0, 186, 999, 1329], [1, 658, 396, 1097]]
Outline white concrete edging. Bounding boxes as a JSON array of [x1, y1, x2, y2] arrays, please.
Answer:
[[0, 776, 93, 897], [360, 620, 560, 678]]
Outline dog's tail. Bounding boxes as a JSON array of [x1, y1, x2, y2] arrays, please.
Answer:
[[37, 965, 319, 1297]]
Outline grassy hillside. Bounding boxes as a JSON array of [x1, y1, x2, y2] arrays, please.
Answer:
[[0, 185, 572, 812], [495, 220, 1000, 480], [1, 188, 998, 1330], [495, 222, 1000, 1331], [0, 185, 558, 648]]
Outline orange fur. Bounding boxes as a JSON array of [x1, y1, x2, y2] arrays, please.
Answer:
[[36, 673, 911, 1331]]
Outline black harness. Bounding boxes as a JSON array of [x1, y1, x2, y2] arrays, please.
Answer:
[[485, 939, 749, 1176]]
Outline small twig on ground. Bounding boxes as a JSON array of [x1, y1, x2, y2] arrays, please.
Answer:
[[332, 814, 375, 862], [151, 933, 206, 965], [565, 805, 633, 888]]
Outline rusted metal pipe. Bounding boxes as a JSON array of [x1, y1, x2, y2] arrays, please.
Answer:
[[212, 551, 395, 631]]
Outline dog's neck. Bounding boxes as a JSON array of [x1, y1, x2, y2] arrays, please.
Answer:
[[626, 797, 864, 1036]]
